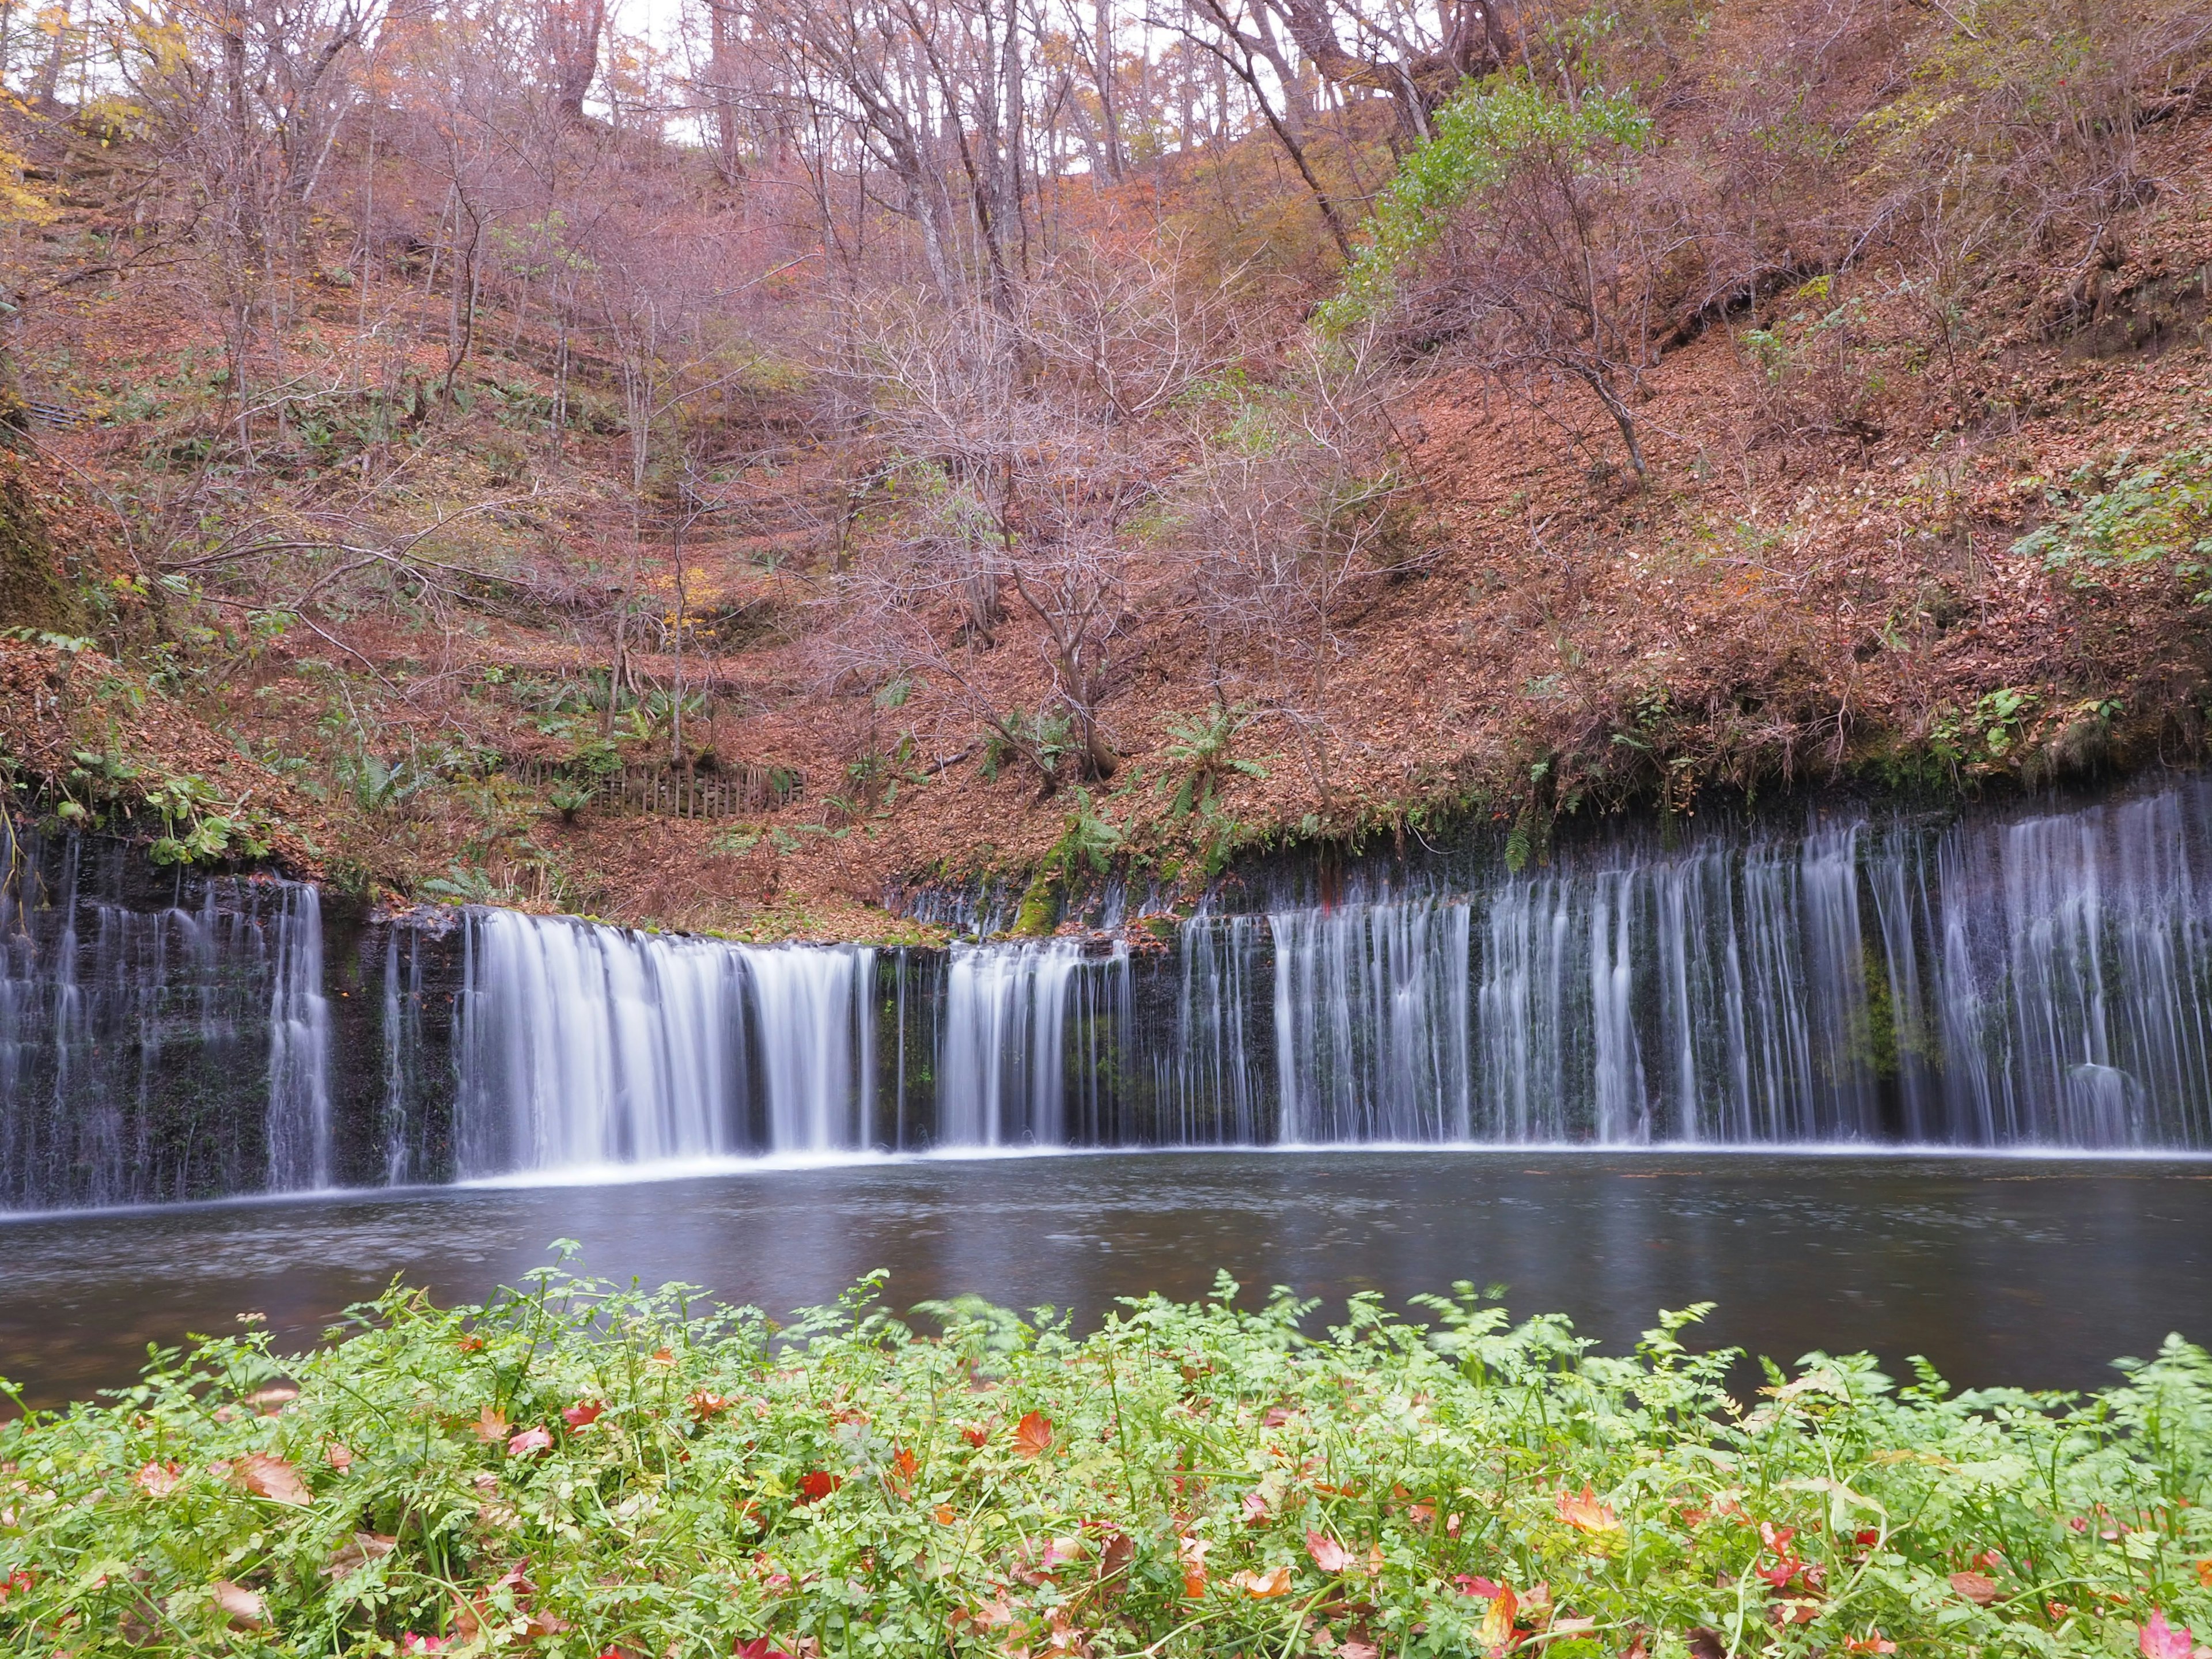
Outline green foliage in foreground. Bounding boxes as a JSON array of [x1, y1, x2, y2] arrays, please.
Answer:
[[6, 1257, 2212, 1658]]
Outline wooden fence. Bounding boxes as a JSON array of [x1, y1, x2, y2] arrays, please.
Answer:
[[505, 757, 801, 820]]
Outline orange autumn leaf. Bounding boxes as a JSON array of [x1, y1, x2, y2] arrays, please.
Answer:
[[211, 1580, 268, 1629], [1477, 1584, 1519, 1650], [238, 1454, 311, 1507], [323, 1442, 354, 1473], [888, 1447, 918, 1495], [1178, 1536, 1211, 1598], [933, 1503, 959, 1525], [1014, 1411, 1055, 1459], [134, 1460, 181, 1497], [474, 1404, 510, 1444], [1230, 1565, 1294, 1599], [1556, 1484, 1620, 1533]]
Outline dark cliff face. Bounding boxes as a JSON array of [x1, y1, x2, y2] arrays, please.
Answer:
[[325, 899, 464, 1191]]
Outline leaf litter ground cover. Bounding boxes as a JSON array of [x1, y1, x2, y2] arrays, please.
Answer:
[[6, 1249, 2212, 1657]]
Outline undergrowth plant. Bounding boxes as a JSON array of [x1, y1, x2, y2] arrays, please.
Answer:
[[5, 1256, 2212, 1658]]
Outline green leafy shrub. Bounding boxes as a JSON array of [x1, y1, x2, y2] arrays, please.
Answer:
[[8, 1260, 2212, 1657], [1314, 77, 1652, 340], [2014, 449, 2212, 600]]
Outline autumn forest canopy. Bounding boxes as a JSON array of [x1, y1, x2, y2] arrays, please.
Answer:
[[0, 0, 2210, 934]]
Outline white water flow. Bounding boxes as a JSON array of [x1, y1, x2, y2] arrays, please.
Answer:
[[427, 778, 2212, 1169], [266, 884, 333, 1190], [0, 854, 334, 1209], [21, 779, 2212, 1210], [452, 908, 876, 1175], [938, 940, 1126, 1146]]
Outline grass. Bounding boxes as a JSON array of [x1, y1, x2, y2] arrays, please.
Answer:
[[5, 1251, 2212, 1657]]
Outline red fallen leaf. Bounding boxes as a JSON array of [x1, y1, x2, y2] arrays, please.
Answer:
[[1099, 1528, 1134, 1586], [960, 1426, 989, 1448], [888, 1447, 918, 1494], [239, 1453, 311, 1507], [1456, 1575, 1503, 1599], [1855, 1529, 1881, 1547], [734, 1639, 797, 1659], [1844, 1638, 1899, 1655], [1556, 1484, 1620, 1534], [474, 1404, 510, 1443], [1759, 1521, 1797, 1555], [1339, 1642, 1379, 1659], [933, 1503, 957, 1524], [1262, 1406, 1294, 1427], [134, 1460, 181, 1497], [457, 1335, 485, 1354], [1241, 1490, 1271, 1525], [1950, 1571, 2001, 1605], [324, 1441, 354, 1473], [522, 1610, 571, 1638], [2142, 1610, 2197, 1659], [211, 1581, 268, 1629], [690, 1391, 733, 1421], [1013, 1411, 1055, 1459], [0, 1570, 36, 1602], [245, 1385, 299, 1414], [562, 1400, 604, 1429], [507, 1426, 553, 1457], [1306, 1530, 1353, 1574], [400, 1637, 452, 1656], [1230, 1565, 1294, 1599], [798, 1470, 842, 1503]]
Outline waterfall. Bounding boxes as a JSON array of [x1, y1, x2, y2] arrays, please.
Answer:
[[332, 777, 2212, 1172], [0, 837, 334, 1210], [450, 908, 876, 1174], [938, 941, 1123, 1146], [13, 776, 2212, 1215], [266, 885, 332, 1190]]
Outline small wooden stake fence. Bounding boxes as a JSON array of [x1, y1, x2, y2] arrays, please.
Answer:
[[506, 758, 801, 820]]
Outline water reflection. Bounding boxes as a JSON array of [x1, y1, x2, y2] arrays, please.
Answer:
[[3, 1150, 2209, 1407]]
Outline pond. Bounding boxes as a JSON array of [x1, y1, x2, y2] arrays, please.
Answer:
[[5, 1149, 2210, 1409]]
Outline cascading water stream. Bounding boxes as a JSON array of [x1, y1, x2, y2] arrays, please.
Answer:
[[13, 775, 2212, 1213], [0, 838, 336, 1209], [449, 908, 877, 1175]]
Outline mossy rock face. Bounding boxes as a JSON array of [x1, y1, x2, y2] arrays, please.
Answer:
[[0, 455, 84, 634], [1011, 870, 1059, 937]]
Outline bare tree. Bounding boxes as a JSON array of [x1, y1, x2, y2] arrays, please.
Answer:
[[1179, 333, 1407, 796]]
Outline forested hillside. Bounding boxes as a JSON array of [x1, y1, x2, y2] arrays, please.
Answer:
[[1, 0, 2208, 938]]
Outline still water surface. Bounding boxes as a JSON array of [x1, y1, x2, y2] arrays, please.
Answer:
[[4, 1150, 2210, 1407]]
